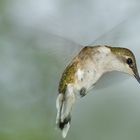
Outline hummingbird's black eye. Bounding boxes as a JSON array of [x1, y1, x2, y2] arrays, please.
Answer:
[[126, 58, 133, 65]]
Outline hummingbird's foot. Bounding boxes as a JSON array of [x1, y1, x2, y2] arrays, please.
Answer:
[[79, 87, 86, 97]]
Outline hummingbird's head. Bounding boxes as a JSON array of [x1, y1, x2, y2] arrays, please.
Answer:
[[109, 46, 140, 84]]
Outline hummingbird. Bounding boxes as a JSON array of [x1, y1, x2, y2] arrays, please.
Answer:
[[56, 45, 140, 138]]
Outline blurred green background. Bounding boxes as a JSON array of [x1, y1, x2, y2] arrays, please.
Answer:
[[0, 0, 140, 140]]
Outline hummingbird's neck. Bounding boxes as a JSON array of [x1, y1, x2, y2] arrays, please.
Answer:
[[96, 46, 126, 74], [103, 54, 123, 72]]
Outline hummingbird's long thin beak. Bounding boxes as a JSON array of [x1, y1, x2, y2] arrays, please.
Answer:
[[134, 74, 140, 84]]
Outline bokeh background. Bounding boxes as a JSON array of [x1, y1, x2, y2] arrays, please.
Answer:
[[0, 0, 140, 140]]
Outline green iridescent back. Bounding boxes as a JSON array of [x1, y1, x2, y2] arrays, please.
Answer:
[[58, 61, 78, 94]]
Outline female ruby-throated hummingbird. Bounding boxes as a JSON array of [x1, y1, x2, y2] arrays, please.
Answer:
[[56, 45, 140, 138]]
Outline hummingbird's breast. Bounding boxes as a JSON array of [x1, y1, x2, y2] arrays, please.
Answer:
[[74, 61, 102, 92], [58, 60, 98, 94]]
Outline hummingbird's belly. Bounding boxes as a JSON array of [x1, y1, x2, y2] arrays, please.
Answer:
[[74, 68, 102, 93]]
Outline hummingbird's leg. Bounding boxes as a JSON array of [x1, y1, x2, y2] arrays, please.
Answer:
[[79, 87, 86, 97]]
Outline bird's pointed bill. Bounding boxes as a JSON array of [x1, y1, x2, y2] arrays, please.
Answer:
[[134, 74, 140, 84]]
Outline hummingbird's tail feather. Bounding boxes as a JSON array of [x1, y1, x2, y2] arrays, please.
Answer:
[[56, 84, 75, 138], [59, 114, 71, 138]]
